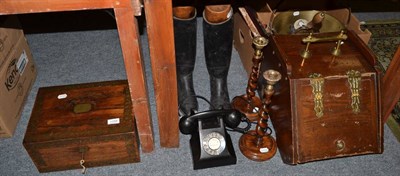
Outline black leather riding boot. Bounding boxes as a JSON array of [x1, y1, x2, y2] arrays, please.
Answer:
[[203, 10, 233, 110], [174, 10, 198, 115]]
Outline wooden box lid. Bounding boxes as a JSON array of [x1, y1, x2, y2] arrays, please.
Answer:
[[24, 80, 135, 143], [271, 30, 378, 79]]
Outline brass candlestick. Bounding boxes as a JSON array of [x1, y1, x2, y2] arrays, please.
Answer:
[[231, 36, 268, 121], [239, 69, 281, 161]]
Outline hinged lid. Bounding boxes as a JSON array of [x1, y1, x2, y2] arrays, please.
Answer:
[[271, 30, 377, 78], [24, 80, 135, 143]]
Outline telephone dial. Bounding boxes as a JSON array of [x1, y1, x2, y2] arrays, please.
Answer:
[[179, 109, 247, 170]]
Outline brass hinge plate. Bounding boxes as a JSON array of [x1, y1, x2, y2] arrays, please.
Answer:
[[309, 73, 324, 118]]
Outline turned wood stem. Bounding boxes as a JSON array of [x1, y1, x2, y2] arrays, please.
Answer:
[[245, 36, 268, 101], [255, 84, 274, 137]]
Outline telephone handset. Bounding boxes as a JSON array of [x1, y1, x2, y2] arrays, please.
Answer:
[[179, 109, 245, 170], [179, 109, 242, 134]]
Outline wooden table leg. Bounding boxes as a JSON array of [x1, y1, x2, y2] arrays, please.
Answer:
[[144, 0, 179, 148], [382, 46, 400, 122], [114, 7, 154, 152]]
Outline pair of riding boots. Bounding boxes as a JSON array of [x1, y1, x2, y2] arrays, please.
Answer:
[[174, 7, 233, 115]]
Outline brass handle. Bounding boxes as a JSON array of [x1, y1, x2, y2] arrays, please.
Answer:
[[300, 30, 347, 61], [301, 30, 347, 43]]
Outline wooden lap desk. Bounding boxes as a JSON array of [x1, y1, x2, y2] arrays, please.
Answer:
[[0, 0, 180, 152]]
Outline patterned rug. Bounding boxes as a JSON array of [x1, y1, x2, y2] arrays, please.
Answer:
[[362, 20, 400, 71], [361, 20, 400, 140]]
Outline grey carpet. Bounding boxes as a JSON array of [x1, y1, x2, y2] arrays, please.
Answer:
[[1, 12, 400, 176]]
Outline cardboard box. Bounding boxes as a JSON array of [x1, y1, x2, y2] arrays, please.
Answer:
[[0, 16, 37, 138], [233, 4, 372, 75]]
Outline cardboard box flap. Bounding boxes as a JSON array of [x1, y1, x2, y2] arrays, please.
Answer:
[[0, 16, 24, 70]]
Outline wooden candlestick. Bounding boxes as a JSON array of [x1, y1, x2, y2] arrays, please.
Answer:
[[231, 36, 268, 121], [239, 69, 281, 161]]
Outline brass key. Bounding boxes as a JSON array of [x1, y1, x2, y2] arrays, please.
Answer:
[[80, 159, 86, 174], [79, 146, 88, 174]]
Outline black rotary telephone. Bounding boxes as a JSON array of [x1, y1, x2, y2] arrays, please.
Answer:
[[179, 109, 247, 170]]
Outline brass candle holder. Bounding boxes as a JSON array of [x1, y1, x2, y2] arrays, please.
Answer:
[[231, 36, 268, 121], [239, 69, 281, 161]]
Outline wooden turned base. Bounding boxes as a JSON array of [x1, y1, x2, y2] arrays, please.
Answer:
[[231, 95, 262, 121], [239, 130, 277, 162]]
